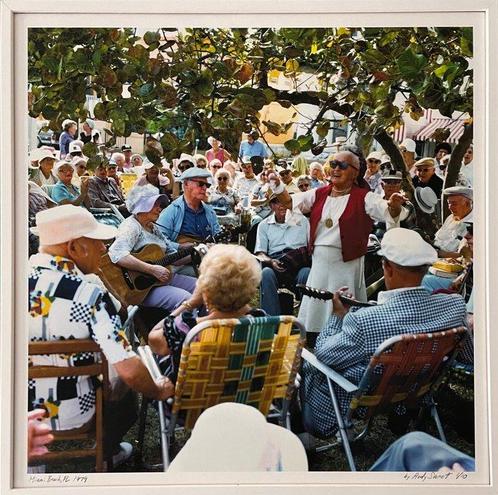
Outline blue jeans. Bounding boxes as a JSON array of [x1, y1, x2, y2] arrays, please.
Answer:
[[260, 266, 310, 316], [370, 431, 475, 471]]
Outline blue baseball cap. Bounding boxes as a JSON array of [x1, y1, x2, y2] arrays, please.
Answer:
[[180, 167, 213, 183]]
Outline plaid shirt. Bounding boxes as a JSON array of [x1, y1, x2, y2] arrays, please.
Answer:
[[28, 254, 135, 430], [303, 287, 470, 437]]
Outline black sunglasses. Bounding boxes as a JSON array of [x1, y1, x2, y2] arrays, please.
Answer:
[[189, 179, 210, 188], [330, 159, 352, 170], [217, 176, 229, 181]]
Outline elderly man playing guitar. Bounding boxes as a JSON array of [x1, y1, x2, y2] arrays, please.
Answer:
[[254, 195, 310, 315]]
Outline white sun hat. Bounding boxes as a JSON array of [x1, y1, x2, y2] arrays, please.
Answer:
[[167, 403, 308, 472], [31, 204, 117, 245]]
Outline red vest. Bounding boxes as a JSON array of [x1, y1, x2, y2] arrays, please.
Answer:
[[308, 185, 373, 262]]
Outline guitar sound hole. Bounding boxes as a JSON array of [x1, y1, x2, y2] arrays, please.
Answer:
[[134, 275, 157, 290]]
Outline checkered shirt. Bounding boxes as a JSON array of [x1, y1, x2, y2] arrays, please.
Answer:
[[302, 287, 471, 437], [28, 253, 136, 431]]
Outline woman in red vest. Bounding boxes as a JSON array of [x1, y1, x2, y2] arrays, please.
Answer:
[[268, 150, 405, 339]]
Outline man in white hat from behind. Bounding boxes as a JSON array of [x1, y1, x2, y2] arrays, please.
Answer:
[[433, 186, 473, 258], [299, 228, 470, 439], [168, 403, 307, 472], [29, 205, 173, 466]]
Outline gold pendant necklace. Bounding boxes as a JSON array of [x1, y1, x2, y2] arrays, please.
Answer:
[[325, 218, 333, 228]]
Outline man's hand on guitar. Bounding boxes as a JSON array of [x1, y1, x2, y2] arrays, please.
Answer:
[[148, 265, 171, 283], [332, 286, 353, 318]]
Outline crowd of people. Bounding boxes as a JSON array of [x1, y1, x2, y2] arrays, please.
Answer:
[[27, 119, 475, 473]]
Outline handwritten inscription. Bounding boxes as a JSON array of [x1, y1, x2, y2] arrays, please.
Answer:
[[29, 474, 88, 484], [403, 471, 468, 481]]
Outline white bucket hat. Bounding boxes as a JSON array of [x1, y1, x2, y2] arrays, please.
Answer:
[[414, 186, 438, 214], [167, 403, 308, 472], [125, 183, 169, 214], [31, 205, 117, 245]]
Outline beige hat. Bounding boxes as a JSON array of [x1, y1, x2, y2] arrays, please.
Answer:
[[366, 151, 384, 161], [378, 227, 437, 266], [31, 205, 117, 245], [443, 186, 473, 200], [53, 160, 74, 174], [167, 403, 307, 472], [414, 157, 436, 168], [30, 148, 56, 168]]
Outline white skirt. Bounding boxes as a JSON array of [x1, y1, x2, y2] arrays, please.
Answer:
[[297, 245, 366, 333]]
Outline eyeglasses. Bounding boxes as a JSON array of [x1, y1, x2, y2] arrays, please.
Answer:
[[298, 183, 310, 190], [330, 159, 353, 170], [211, 165, 222, 169], [189, 180, 210, 188], [217, 177, 229, 181]]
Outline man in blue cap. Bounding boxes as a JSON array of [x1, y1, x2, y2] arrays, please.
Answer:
[[157, 167, 220, 276]]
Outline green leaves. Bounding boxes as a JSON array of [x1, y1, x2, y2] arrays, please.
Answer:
[[397, 48, 427, 81], [284, 139, 300, 153], [143, 31, 160, 46], [316, 120, 330, 138]]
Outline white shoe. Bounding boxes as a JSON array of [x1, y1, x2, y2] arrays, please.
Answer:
[[105, 442, 133, 470]]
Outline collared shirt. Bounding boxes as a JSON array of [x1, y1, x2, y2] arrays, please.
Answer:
[[51, 181, 80, 204], [412, 173, 443, 198], [28, 253, 135, 430], [234, 175, 259, 198], [87, 176, 124, 208], [434, 210, 473, 252], [254, 212, 309, 257], [238, 140, 269, 159], [181, 200, 212, 239]]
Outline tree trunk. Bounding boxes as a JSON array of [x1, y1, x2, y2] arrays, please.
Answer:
[[442, 123, 473, 219]]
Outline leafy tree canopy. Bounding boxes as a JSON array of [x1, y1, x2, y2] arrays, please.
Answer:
[[28, 26, 473, 170]]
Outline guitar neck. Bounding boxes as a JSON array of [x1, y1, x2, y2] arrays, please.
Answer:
[[154, 247, 193, 267]]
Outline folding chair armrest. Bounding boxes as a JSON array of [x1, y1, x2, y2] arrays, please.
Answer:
[[301, 348, 358, 393]]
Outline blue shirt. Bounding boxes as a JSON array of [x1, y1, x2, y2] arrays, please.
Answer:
[[52, 181, 80, 204], [254, 213, 309, 257], [238, 140, 268, 159], [59, 132, 74, 158], [181, 201, 212, 240]]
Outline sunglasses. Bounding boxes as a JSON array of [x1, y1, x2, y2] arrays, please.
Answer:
[[330, 159, 354, 170], [179, 163, 194, 172], [367, 159, 381, 164], [211, 165, 222, 169], [189, 179, 210, 188], [298, 183, 310, 189], [217, 176, 229, 181]]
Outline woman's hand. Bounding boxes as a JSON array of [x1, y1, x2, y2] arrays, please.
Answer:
[[148, 265, 171, 283]]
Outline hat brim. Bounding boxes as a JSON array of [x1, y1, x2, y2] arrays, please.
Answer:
[[31, 222, 117, 240], [130, 193, 169, 214], [414, 188, 436, 214]]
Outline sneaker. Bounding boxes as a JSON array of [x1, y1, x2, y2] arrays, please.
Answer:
[[104, 442, 133, 470]]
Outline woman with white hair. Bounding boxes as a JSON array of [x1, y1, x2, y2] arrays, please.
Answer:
[[108, 184, 196, 312], [309, 162, 326, 188], [205, 136, 231, 164], [58, 119, 77, 159], [208, 158, 223, 177], [148, 244, 264, 373], [193, 154, 208, 169], [208, 168, 240, 216]]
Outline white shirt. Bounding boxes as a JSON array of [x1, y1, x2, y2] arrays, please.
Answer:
[[460, 161, 473, 187], [434, 210, 473, 252]]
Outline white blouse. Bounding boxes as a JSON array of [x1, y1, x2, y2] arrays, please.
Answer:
[[291, 189, 400, 248]]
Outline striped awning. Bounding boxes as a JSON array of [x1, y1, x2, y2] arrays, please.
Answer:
[[414, 118, 466, 144]]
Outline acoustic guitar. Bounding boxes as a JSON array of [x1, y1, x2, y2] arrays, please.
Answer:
[[99, 244, 207, 306], [295, 284, 377, 308]]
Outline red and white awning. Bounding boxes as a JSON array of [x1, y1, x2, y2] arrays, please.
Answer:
[[414, 118, 466, 144]]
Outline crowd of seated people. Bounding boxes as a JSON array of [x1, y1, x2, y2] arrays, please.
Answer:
[[27, 128, 475, 473]]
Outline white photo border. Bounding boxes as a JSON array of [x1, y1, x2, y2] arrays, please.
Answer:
[[1, 0, 497, 493]]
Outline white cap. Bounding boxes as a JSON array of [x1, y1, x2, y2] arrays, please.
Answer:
[[85, 118, 96, 129], [366, 151, 384, 161], [178, 153, 195, 165], [167, 403, 307, 472], [443, 186, 473, 200], [33, 148, 56, 164], [53, 160, 74, 174], [69, 141, 83, 154], [400, 138, 416, 153], [378, 228, 437, 266], [31, 205, 117, 245], [414, 186, 438, 214]]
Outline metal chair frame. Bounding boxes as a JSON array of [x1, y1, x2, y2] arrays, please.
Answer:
[[301, 326, 468, 471]]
